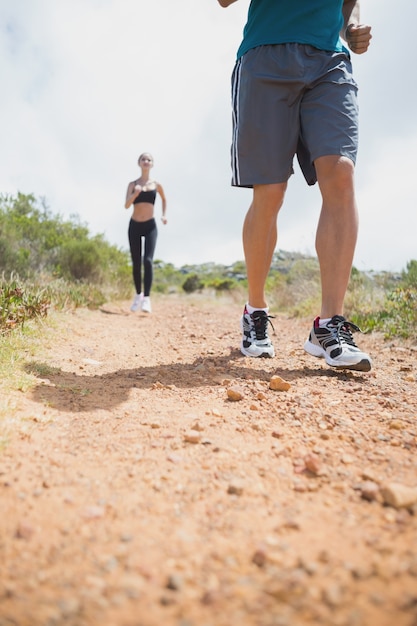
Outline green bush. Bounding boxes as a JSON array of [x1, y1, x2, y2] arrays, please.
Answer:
[[206, 277, 238, 292], [402, 260, 417, 288], [57, 240, 102, 282], [182, 274, 204, 293], [353, 261, 417, 340], [0, 193, 131, 287], [152, 260, 185, 294]]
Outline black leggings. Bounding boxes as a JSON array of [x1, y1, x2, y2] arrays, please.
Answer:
[[128, 218, 158, 296]]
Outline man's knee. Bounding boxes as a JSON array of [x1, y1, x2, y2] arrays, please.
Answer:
[[253, 182, 287, 213], [316, 155, 354, 179], [315, 156, 355, 196]]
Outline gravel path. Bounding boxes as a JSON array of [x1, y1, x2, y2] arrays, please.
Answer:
[[1, 293, 416, 626]]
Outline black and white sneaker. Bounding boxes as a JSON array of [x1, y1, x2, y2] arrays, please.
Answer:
[[240, 306, 275, 358], [304, 315, 372, 372]]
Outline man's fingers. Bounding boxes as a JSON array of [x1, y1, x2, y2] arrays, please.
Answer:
[[349, 24, 372, 35], [347, 24, 372, 54]]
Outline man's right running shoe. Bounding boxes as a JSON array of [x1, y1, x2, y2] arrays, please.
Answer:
[[240, 306, 275, 358], [303, 315, 372, 372]]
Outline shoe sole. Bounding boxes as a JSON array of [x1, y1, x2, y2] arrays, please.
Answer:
[[304, 340, 372, 372], [331, 359, 372, 372], [240, 343, 275, 358]]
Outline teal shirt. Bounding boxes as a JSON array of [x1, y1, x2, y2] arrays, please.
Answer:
[[236, 0, 345, 59]]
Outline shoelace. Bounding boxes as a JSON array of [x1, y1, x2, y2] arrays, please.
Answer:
[[251, 311, 275, 340], [329, 316, 361, 347]]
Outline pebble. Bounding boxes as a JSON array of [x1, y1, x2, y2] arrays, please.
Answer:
[[166, 574, 183, 591], [183, 430, 201, 444], [380, 482, 417, 509], [359, 481, 380, 502], [269, 375, 291, 392], [252, 547, 267, 567], [227, 386, 244, 401], [304, 453, 322, 475], [227, 481, 244, 496], [15, 521, 35, 540]]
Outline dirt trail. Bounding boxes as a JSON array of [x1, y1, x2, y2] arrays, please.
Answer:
[[1, 293, 416, 626]]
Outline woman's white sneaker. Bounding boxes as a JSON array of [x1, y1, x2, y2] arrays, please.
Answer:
[[141, 296, 151, 313], [130, 293, 143, 312]]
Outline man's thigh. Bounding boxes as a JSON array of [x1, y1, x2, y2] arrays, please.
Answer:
[[231, 45, 304, 187], [300, 52, 359, 165]]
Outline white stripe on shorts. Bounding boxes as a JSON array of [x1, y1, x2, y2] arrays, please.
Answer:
[[231, 58, 242, 186]]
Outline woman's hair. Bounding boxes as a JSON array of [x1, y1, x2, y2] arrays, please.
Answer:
[[138, 152, 153, 163]]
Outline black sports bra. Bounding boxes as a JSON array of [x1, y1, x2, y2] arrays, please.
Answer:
[[133, 187, 157, 205]]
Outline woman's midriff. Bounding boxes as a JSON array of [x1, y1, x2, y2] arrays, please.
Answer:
[[131, 203, 155, 222]]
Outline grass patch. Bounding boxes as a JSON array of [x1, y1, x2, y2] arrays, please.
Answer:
[[0, 320, 49, 395], [25, 362, 61, 379]]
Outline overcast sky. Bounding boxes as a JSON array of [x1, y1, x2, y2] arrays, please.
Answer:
[[1, 0, 415, 272]]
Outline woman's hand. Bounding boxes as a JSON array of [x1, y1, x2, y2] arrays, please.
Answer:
[[161, 217, 167, 225], [125, 182, 142, 209]]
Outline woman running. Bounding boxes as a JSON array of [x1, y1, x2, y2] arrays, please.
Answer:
[[125, 152, 167, 313]]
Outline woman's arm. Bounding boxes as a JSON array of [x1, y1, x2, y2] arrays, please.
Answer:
[[124, 181, 141, 209], [217, 0, 238, 7], [342, 0, 372, 54], [157, 183, 167, 224]]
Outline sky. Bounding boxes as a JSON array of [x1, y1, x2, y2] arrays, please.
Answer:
[[0, 0, 416, 273]]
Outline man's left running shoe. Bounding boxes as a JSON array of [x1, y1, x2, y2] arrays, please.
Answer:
[[304, 315, 372, 372]]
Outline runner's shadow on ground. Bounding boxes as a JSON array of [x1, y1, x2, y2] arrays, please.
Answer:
[[25, 350, 369, 414]]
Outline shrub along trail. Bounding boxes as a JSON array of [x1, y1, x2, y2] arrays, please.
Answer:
[[1, 293, 416, 626]]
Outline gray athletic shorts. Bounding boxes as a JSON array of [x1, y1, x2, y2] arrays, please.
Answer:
[[230, 43, 359, 187]]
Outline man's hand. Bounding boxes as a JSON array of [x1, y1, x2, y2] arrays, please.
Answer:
[[345, 24, 372, 54]]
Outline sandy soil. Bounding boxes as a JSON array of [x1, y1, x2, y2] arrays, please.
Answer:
[[0, 293, 416, 626]]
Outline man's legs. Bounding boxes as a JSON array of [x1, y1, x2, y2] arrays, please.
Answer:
[[243, 183, 286, 308], [303, 154, 371, 371], [240, 183, 286, 358], [314, 155, 358, 318]]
